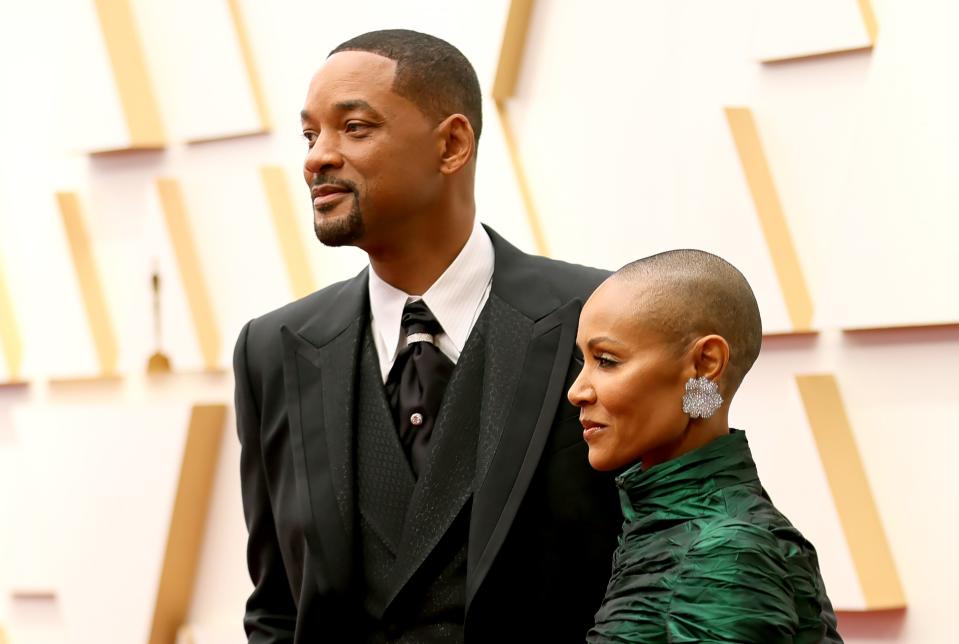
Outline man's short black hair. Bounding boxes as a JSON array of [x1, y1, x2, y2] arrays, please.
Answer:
[[330, 29, 483, 145]]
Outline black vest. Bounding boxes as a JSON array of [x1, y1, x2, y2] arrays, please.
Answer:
[[353, 312, 487, 642]]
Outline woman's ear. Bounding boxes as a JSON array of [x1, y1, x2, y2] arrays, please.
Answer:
[[691, 334, 730, 382], [436, 114, 475, 175]]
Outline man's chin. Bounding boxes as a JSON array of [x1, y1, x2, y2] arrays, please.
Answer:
[[317, 233, 357, 247], [314, 217, 364, 247]]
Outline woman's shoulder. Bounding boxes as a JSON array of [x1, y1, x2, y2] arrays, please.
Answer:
[[676, 517, 797, 588], [593, 516, 835, 643], [611, 515, 798, 599], [689, 514, 791, 551], [682, 511, 825, 577]]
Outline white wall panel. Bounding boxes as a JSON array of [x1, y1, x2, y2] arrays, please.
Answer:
[[1, 192, 103, 379], [84, 154, 165, 376], [132, 0, 264, 142], [58, 0, 135, 152], [752, 53, 872, 328], [11, 404, 194, 644], [833, 2, 959, 328], [751, 0, 873, 62], [834, 328, 959, 640], [509, 0, 796, 331], [4, 0, 959, 641]]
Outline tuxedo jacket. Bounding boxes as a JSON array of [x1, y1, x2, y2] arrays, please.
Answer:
[[234, 227, 622, 642]]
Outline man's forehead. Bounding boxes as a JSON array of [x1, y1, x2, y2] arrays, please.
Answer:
[[302, 51, 398, 116], [311, 51, 397, 89]]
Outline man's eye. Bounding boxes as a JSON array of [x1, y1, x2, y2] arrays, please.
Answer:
[[345, 121, 367, 133], [303, 131, 317, 146]]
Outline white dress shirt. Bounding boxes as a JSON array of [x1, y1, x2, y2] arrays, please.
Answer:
[[368, 219, 495, 382]]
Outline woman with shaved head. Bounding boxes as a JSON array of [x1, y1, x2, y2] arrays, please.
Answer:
[[569, 250, 842, 643]]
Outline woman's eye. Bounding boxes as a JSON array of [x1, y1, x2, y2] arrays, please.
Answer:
[[595, 354, 618, 368]]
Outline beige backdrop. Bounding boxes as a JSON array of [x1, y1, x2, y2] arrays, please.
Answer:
[[1, 0, 956, 642]]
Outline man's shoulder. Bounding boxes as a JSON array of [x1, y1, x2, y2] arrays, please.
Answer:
[[486, 226, 610, 303], [241, 270, 366, 346], [518, 253, 610, 298]]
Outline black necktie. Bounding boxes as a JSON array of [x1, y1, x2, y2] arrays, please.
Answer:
[[384, 299, 455, 478]]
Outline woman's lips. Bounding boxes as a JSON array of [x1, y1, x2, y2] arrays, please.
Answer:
[[581, 419, 606, 441]]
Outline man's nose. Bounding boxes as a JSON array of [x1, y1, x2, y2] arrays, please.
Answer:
[[304, 132, 344, 175]]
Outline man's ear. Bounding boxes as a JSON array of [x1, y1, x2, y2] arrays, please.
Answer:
[[436, 114, 475, 174], [691, 334, 730, 383]]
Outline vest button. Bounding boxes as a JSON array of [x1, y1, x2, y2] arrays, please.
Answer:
[[410, 412, 424, 427]]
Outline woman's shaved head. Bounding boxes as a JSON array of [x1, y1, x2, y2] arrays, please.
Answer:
[[611, 250, 762, 395]]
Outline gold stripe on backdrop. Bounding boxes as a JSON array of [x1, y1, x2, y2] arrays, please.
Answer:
[[492, 0, 549, 257], [724, 107, 814, 332], [0, 260, 23, 381], [56, 193, 119, 376], [155, 179, 221, 371], [91, 0, 165, 148], [147, 404, 226, 644], [492, 0, 536, 102], [226, 0, 272, 131], [857, 0, 879, 44], [261, 167, 315, 298], [494, 104, 549, 258], [797, 374, 906, 609]]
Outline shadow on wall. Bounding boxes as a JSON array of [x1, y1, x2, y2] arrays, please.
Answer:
[[842, 325, 959, 348], [837, 608, 906, 640]]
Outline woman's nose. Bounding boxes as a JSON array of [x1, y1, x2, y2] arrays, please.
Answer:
[[567, 368, 593, 407]]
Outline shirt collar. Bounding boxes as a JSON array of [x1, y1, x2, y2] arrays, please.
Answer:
[[367, 219, 494, 363]]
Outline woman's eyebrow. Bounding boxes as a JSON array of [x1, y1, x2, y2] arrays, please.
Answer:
[[587, 336, 623, 349]]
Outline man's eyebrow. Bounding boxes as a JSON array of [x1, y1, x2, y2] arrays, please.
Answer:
[[300, 100, 384, 123], [334, 99, 380, 114]]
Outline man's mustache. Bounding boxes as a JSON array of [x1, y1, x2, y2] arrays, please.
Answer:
[[311, 175, 358, 193]]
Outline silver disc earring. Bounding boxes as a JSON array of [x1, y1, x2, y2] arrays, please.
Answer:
[[682, 376, 723, 419]]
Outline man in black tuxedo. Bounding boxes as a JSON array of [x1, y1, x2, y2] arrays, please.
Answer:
[[234, 29, 621, 642]]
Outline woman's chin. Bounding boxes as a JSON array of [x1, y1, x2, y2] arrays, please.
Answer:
[[587, 448, 619, 472]]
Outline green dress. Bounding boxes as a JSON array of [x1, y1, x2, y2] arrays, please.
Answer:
[[588, 430, 842, 643]]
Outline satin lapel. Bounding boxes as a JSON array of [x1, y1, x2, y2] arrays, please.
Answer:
[[281, 316, 362, 595], [466, 299, 580, 610]]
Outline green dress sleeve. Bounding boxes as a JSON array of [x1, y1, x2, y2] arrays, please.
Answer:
[[664, 521, 833, 644]]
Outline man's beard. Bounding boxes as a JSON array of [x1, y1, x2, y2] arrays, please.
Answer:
[[314, 187, 364, 247]]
